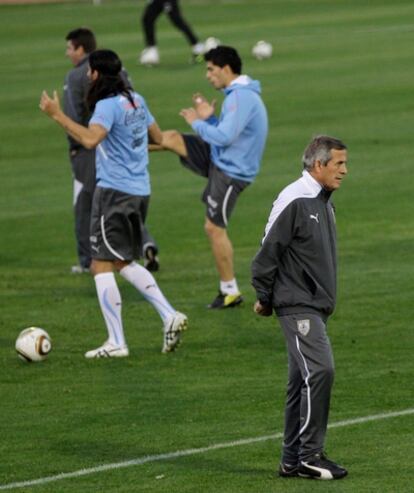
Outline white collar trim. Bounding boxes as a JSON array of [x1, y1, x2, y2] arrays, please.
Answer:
[[302, 170, 322, 194], [230, 75, 251, 86]]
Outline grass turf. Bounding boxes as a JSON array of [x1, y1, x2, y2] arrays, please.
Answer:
[[0, 0, 413, 491]]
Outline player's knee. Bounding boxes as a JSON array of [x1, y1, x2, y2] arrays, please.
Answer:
[[90, 260, 98, 276], [161, 130, 186, 155], [114, 260, 130, 272], [90, 260, 102, 276], [90, 259, 115, 276], [204, 218, 224, 238], [204, 218, 215, 237]]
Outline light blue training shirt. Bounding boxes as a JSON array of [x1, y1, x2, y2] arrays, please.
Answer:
[[89, 92, 155, 196], [191, 75, 268, 183]]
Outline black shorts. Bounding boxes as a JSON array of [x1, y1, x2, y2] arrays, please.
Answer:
[[90, 187, 150, 262], [180, 134, 249, 228]]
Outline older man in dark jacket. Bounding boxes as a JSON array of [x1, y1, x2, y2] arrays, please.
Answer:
[[252, 135, 348, 481]]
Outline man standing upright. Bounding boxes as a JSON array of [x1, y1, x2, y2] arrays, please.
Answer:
[[252, 135, 348, 480], [64, 28, 97, 273], [160, 46, 268, 308]]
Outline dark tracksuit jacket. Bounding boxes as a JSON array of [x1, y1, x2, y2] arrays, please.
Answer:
[[251, 170, 339, 461], [63, 56, 95, 268], [63, 56, 91, 152], [251, 170, 337, 319]]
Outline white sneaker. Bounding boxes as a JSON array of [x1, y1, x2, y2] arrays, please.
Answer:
[[162, 312, 188, 353], [140, 46, 160, 66], [204, 37, 221, 51], [192, 42, 205, 56], [85, 341, 129, 359]]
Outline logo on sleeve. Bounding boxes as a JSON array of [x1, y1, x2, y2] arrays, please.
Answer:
[[297, 319, 310, 336], [309, 213, 319, 223]]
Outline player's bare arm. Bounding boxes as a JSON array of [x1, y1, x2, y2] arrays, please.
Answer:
[[148, 121, 163, 149], [39, 90, 107, 149]]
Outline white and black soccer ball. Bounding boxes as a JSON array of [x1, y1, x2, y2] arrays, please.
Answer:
[[252, 40, 273, 60], [15, 327, 52, 362]]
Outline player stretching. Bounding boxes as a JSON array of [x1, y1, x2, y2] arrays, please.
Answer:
[[158, 46, 268, 309], [40, 49, 188, 357]]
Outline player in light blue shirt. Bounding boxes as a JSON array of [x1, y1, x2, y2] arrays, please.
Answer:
[[90, 92, 155, 196], [156, 45, 268, 309], [40, 49, 188, 358]]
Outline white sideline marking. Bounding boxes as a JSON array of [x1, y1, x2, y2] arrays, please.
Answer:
[[1, 408, 413, 490]]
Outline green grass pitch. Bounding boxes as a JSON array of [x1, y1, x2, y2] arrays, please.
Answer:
[[0, 0, 413, 491]]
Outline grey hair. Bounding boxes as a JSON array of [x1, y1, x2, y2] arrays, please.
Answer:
[[302, 135, 347, 171]]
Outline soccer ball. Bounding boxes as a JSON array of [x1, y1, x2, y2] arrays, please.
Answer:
[[15, 327, 52, 362], [252, 40, 273, 60], [204, 37, 221, 52]]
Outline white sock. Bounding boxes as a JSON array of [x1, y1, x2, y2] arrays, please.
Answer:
[[220, 279, 239, 295], [120, 262, 175, 323], [94, 272, 126, 348]]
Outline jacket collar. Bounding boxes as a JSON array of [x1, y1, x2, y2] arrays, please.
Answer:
[[302, 170, 332, 201], [302, 170, 322, 194], [229, 75, 251, 86], [76, 55, 89, 68]]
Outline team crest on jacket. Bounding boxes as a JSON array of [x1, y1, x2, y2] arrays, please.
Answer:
[[297, 319, 310, 336]]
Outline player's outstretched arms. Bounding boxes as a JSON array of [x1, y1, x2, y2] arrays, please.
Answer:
[[39, 90, 106, 149]]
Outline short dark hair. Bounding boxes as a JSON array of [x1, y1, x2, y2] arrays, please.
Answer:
[[204, 45, 242, 75], [302, 135, 347, 171], [66, 28, 96, 54]]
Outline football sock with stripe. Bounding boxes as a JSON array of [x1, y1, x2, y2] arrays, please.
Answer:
[[120, 262, 175, 323], [94, 272, 126, 347]]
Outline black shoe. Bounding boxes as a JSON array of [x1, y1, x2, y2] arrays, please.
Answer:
[[207, 291, 243, 309], [144, 246, 159, 272], [278, 462, 299, 478], [298, 452, 347, 480]]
